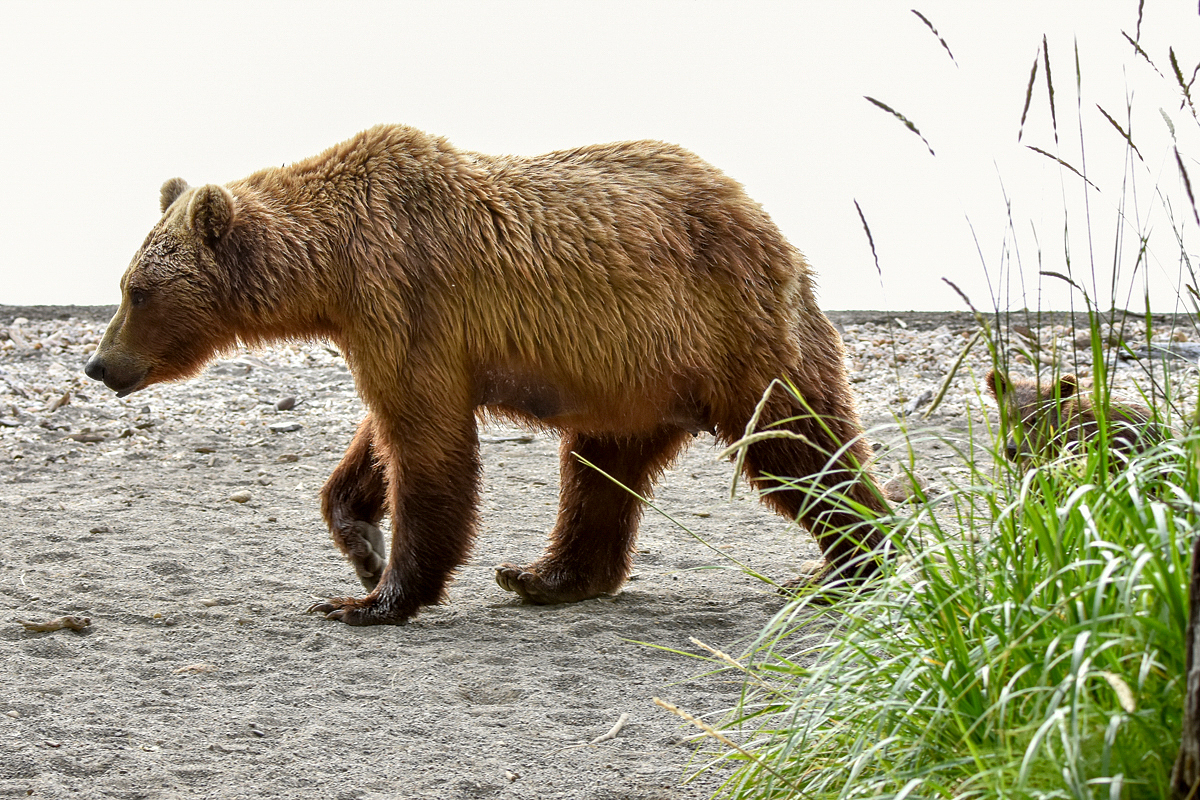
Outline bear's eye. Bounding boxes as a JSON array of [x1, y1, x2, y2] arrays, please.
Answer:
[[130, 289, 147, 307]]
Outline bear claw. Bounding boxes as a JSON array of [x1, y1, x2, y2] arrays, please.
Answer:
[[494, 564, 540, 600], [305, 596, 411, 626]]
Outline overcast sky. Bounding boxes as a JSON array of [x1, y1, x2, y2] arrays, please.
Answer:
[[1, 1, 1197, 312]]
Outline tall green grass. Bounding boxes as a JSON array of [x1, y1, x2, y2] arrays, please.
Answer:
[[660, 9, 1200, 799], [677, 402, 1196, 799]]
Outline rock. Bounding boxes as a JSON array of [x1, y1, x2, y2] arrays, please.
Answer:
[[268, 422, 301, 433], [902, 389, 933, 417], [45, 391, 70, 413], [1130, 342, 1200, 363], [0, 368, 29, 397], [6, 327, 31, 352], [1011, 324, 1038, 346], [883, 472, 928, 503], [62, 432, 107, 443], [275, 396, 297, 411], [228, 490, 252, 504]]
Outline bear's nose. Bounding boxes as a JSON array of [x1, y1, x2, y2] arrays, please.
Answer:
[[84, 355, 106, 382], [1004, 442, 1019, 461]]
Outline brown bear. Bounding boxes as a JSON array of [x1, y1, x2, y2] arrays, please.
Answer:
[[84, 124, 890, 626], [986, 369, 1170, 464]]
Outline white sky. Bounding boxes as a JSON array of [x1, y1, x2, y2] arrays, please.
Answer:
[[1, 1, 1197, 312]]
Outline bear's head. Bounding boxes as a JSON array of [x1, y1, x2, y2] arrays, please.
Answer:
[[986, 369, 1078, 463], [85, 179, 241, 396]]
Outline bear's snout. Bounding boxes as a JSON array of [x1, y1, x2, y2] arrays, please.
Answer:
[[83, 355, 105, 382], [84, 352, 146, 397]]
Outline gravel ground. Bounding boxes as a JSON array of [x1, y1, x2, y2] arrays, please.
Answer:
[[0, 305, 1195, 799]]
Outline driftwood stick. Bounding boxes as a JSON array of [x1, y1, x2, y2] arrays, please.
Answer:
[[548, 712, 631, 754], [589, 713, 630, 745], [14, 615, 91, 633]]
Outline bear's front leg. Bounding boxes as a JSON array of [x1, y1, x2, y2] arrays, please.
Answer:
[[320, 416, 389, 590], [310, 415, 481, 626]]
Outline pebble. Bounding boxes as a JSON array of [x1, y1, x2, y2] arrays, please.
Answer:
[[882, 472, 929, 503], [228, 490, 252, 503], [901, 389, 934, 417], [268, 422, 301, 433], [275, 396, 297, 411], [174, 663, 218, 674]]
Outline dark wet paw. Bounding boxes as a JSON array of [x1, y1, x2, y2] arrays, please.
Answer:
[[494, 563, 551, 604], [305, 595, 411, 626], [494, 563, 610, 605]]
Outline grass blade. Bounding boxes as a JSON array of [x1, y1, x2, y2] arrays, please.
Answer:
[[1096, 104, 1143, 162], [864, 96, 936, 156], [911, 9, 957, 66], [1026, 145, 1099, 190], [1018, 50, 1040, 142], [854, 199, 883, 281], [1169, 46, 1199, 122], [1176, 147, 1200, 227], [1044, 35, 1059, 144], [1122, 29, 1163, 77]]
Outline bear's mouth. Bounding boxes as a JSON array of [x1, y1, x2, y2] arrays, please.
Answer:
[[108, 368, 149, 398]]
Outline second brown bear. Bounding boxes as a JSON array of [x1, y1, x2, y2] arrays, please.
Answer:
[[987, 369, 1170, 465]]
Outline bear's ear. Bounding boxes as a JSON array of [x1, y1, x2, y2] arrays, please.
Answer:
[[1058, 374, 1078, 398], [186, 184, 237, 242], [160, 178, 190, 214], [986, 369, 1008, 400]]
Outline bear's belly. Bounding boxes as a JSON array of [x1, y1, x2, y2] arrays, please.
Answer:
[[477, 371, 565, 421], [474, 369, 710, 436]]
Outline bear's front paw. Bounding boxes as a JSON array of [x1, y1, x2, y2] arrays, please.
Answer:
[[306, 595, 414, 626]]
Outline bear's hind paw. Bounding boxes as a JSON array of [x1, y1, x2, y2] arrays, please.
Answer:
[[777, 557, 883, 603], [306, 595, 413, 626], [494, 563, 610, 605]]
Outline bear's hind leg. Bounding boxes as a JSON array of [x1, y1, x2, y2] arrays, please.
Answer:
[[724, 388, 890, 588], [320, 416, 388, 590], [495, 428, 691, 604]]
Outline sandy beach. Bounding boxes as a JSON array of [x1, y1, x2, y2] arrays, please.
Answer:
[[1, 305, 1194, 799]]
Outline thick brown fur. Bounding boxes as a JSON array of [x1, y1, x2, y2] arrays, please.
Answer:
[[85, 124, 890, 626], [986, 369, 1170, 464]]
